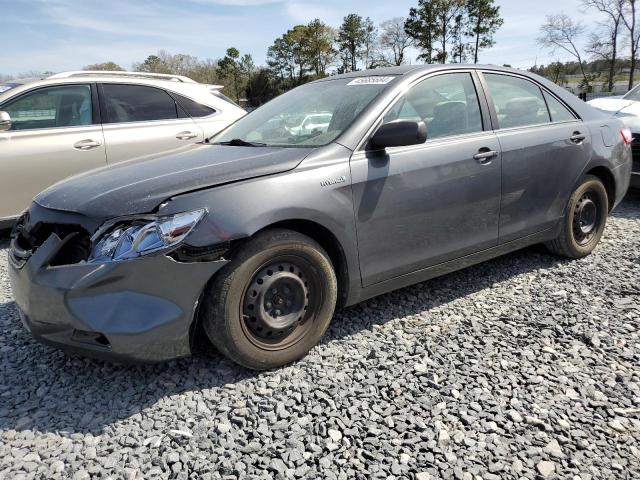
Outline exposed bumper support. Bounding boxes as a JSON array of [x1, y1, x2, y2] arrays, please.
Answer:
[[8, 233, 228, 362]]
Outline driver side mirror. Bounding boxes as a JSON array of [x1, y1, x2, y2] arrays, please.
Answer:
[[0, 111, 11, 132], [368, 120, 427, 150]]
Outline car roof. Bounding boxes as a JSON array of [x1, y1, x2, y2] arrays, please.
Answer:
[[0, 73, 242, 113], [1, 74, 216, 91], [315, 64, 532, 82]]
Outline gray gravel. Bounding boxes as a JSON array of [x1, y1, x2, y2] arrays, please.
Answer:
[[1, 195, 639, 480]]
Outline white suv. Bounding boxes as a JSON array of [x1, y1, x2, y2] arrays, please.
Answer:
[[0, 71, 246, 224]]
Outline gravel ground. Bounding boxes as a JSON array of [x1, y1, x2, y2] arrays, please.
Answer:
[[0, 195, 639, 480]]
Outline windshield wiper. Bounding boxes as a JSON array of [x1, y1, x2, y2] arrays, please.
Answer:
[[216, 138, 267, 147]]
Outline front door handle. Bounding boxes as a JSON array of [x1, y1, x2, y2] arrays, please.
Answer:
[[176, 131, 198, 140], [73, 139, 102, 151], [473, 148, 499, 164], [570, 132, 586, 144]]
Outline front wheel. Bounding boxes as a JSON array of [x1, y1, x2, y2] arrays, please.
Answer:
[[201, 229, 337, 370], [545, 175, 609, 259]]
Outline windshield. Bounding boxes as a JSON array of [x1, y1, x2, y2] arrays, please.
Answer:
[[212, 77, 395, 147], [623, 84, 640, 101]]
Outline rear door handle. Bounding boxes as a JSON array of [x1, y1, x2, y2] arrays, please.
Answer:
[[73, 139, 102, 151], [570, 132, 586, 144], [176, 131, 198, 140], [473, 149, 499, 164]]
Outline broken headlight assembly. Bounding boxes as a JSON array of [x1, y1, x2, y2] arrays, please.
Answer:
[[89, 209, 206, 262]]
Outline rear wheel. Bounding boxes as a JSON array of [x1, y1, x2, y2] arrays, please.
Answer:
[[545, 175, 608, 258], [201, 229, 337, 370]]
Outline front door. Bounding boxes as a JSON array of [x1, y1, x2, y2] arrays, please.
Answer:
[[351, 72, 502, 287], [98, 83, 204, 164], [0, 84, 106, 220]]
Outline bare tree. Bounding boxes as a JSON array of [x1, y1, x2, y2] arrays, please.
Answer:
[[379, 17, 414, 65], [586, 26, 621, 91], [620, 0, 640, 89], [538, 14, 594, 90], [582, 0, 624, 91]]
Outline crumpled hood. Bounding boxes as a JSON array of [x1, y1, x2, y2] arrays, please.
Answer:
[[35, 143, 312, 218]]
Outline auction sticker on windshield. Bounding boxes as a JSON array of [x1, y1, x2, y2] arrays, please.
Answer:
[[347, 77, 395, 86]]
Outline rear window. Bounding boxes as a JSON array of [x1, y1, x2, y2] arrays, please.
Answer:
[[210, 89, 240, 107], [102, 84, 178, 123], [543, 91, 576, 123], [173, 93, 215, 117]]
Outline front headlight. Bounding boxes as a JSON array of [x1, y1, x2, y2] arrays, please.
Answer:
[[89, 209, 206, 262]]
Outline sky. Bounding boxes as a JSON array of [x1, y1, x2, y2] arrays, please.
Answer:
[[1, 0, 607, 77]]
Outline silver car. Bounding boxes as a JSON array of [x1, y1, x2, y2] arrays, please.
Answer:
[[0, 71, 246, 226], [589, 87, 640, 188]]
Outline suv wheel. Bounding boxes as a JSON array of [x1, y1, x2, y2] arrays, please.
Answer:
[[546, 175, 609, 258], [201, 229, 337, 370]]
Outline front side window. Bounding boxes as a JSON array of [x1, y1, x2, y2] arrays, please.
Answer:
[[213, 77, 393, 147], [384, 72, 484, 140], [484, 74, 550, 129], [543, 91, 577, 123], [102, 84, 178, 123], [2, 84, 92, 131]]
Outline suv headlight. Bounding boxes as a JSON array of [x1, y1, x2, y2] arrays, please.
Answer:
[[89, 209, 206, 262]]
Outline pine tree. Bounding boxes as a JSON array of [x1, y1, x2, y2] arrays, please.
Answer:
[[466, 0, 504, 64]]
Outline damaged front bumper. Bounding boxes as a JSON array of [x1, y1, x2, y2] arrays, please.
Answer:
[[8, 232, 228, 362]]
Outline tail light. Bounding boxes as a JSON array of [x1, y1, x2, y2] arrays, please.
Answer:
[[621, 127, 633, 146]]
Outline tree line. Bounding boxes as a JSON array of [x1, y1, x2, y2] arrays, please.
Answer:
[[36, 0, 499, 106], [9, 1, 640, 101], [537, 0, 640, 92], [265, 0, 502, 96]]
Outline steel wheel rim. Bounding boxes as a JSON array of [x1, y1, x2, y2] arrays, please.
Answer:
[[572, 190, 600, 246], [240, 255, 319, 350]]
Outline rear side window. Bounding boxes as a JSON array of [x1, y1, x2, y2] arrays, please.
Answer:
[[543, 91, 576, 123], [173, 93, 215, 117], [384, 72, 483, 140], [102, 84, 178, 123], [484, 74, 551, 129], [211, 89, 240, 107], [3, 84, 92, 130]]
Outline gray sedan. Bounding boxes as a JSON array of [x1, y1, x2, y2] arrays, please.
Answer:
[[8, 64, 632, 369]]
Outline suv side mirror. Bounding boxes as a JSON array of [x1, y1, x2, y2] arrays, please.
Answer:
[[0, 111, 11, 132], [369, 120, 427, 150]]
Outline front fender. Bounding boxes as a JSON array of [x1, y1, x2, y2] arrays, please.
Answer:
[[157, 144, 363, 304]]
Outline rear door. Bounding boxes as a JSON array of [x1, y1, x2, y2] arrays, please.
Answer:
[[99, 83, 204, 164], [480, 72, 590, 243], [0, 83, 106, 220]]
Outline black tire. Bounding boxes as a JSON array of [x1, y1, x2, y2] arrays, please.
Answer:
[[545, 175, 609, 259], [201, 229, 337, 370]]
